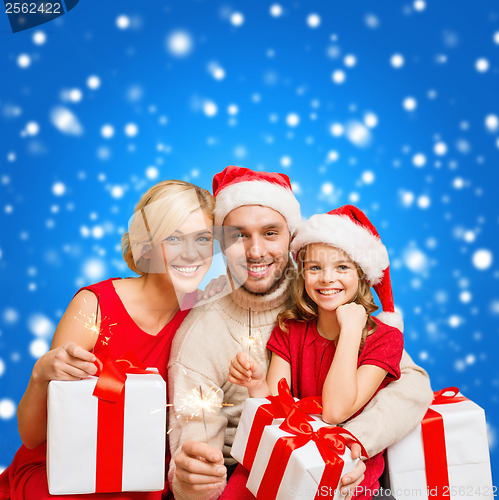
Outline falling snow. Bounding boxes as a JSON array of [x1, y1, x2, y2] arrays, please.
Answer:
[[1, 0, 498, 478]]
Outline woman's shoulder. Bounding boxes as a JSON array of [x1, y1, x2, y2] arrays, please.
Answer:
[[76, 277, 122, 296]]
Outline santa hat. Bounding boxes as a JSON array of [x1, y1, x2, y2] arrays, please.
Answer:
[[212, 166, 301, 235], [290, 204, 403, 332]]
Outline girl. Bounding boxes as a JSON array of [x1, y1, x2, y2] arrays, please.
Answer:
[[0, 180, 220, 500], [229, 205, 404, 500]]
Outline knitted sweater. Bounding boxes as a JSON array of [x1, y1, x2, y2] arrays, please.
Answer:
[[168, 273, 433, 500]]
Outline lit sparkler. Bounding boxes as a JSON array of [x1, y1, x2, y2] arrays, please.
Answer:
[[199, 385, 208, 443], [74, 294, 101, 337], [73, 295, 116, 346], [176, 384, 227, 444]]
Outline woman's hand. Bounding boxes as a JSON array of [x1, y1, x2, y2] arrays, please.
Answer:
[[336, 303, 367, 335], [228, 352, 265, 389], [197, 274, 227, 302], [18, 290, 100, 449], [32, 342, 97, 384]]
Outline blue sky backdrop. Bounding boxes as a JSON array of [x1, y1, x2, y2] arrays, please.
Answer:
[[0, 0, 498, 483]]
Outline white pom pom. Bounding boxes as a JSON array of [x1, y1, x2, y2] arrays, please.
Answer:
[[376, 311, 404, 332]]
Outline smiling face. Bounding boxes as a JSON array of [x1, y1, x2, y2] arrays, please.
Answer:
[[222, 205, 290, 295], [148, 208, 213, 293], [303, 243, 359, 314]]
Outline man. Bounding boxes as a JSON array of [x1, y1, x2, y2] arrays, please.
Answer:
[[168, 166, 433, 499]]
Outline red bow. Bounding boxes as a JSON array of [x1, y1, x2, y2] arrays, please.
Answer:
[[243, 378, 322, 469], [271, 378, 323, 415], [421, 387, 467, 500], [431, 387, 467, 405], [256, 406, 367, 500]]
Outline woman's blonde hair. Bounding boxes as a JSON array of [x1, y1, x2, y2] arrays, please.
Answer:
[[278, 245, 378, 350], [121, 180, 215, 275]]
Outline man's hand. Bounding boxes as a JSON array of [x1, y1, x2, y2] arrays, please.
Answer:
[[340, 442, 366, 499], [175, 441, 227, 494]]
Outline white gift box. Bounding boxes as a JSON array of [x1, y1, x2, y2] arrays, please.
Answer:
[[47, 370, 166, 495], [386, 392, 494, 500], [247, 419, 359, 500], [231, 397, 286, 468]]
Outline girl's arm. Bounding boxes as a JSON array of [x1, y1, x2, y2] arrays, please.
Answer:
[[322, 303, 387, 425], [265, 353, 291, 396], [228, 352, 291, 398], [17, 290, 99, 449]]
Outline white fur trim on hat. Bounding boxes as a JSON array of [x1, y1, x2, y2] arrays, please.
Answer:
[[290, 214, 389, 284], [376, 311, 404, 332], [214, 180, 301, 235]]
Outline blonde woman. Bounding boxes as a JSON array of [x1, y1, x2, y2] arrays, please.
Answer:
[[1, 180, 215, 500]]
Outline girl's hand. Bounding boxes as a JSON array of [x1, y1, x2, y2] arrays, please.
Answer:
[[336, 303, 367, 334], [32, 342, 97, 384], [228, 352, 265, 388]]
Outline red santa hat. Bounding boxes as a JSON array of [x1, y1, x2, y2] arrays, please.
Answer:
[[212, 165, 301, 234], [290, 204, 403, 332]]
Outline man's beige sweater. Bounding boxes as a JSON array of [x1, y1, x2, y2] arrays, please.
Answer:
[[168, 274, 433, 500]]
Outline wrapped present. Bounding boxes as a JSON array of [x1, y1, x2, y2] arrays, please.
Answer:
[[231, 378, 322, 470], [47, 353, 167, 495], [246, 406, 366, 500], [386, 387, 494, 500]]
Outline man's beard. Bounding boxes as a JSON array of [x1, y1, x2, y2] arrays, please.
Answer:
[[241, 270, 287, 296]]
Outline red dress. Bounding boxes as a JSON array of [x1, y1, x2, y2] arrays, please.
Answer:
[[0, 278, 190, 500]]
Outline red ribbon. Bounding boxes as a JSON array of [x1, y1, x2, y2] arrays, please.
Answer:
[[255, 406, 367, 500], [92, 352, 150, 493], [431, 387, 467, 405], [243, 378, 322, 469], [420, 387, 467, 500]]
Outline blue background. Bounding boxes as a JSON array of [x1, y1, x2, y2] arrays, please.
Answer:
[[1, 0, 498, 486]]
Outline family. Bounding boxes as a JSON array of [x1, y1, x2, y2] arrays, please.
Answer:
[[0, 165, 433, 500]]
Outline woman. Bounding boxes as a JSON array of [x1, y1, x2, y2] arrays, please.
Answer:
[[0, 180, 215, 500]]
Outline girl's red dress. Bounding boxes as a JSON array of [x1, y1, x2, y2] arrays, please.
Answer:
[[0, 278, 190, 500]]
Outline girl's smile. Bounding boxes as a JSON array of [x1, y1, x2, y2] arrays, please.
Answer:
[[317, 288, 343, 295]]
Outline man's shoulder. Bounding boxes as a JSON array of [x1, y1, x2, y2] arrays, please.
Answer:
[[169, 295, 236, 364], [180, 294, 233, 331]]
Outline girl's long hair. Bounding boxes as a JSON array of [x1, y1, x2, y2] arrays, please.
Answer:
[[278, 246, 378, 350]]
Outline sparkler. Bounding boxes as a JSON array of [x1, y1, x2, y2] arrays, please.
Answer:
[[73, 294, 117, 346], [95, 294, 100, 328], [177, 385, 221, 444], [199, 385, 208, 444], [174, 369, 234, 443], [247, 307, 255, 360], [173, 374, 234, 444], [74, 294, 101, 337]]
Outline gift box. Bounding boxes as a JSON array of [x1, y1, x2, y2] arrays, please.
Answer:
[[246, 407, 365, 500], [385, 387, 494, 500], [231, 396, 285, 470], [47, 354, 167, 495], [231, 379, 322, 470]]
